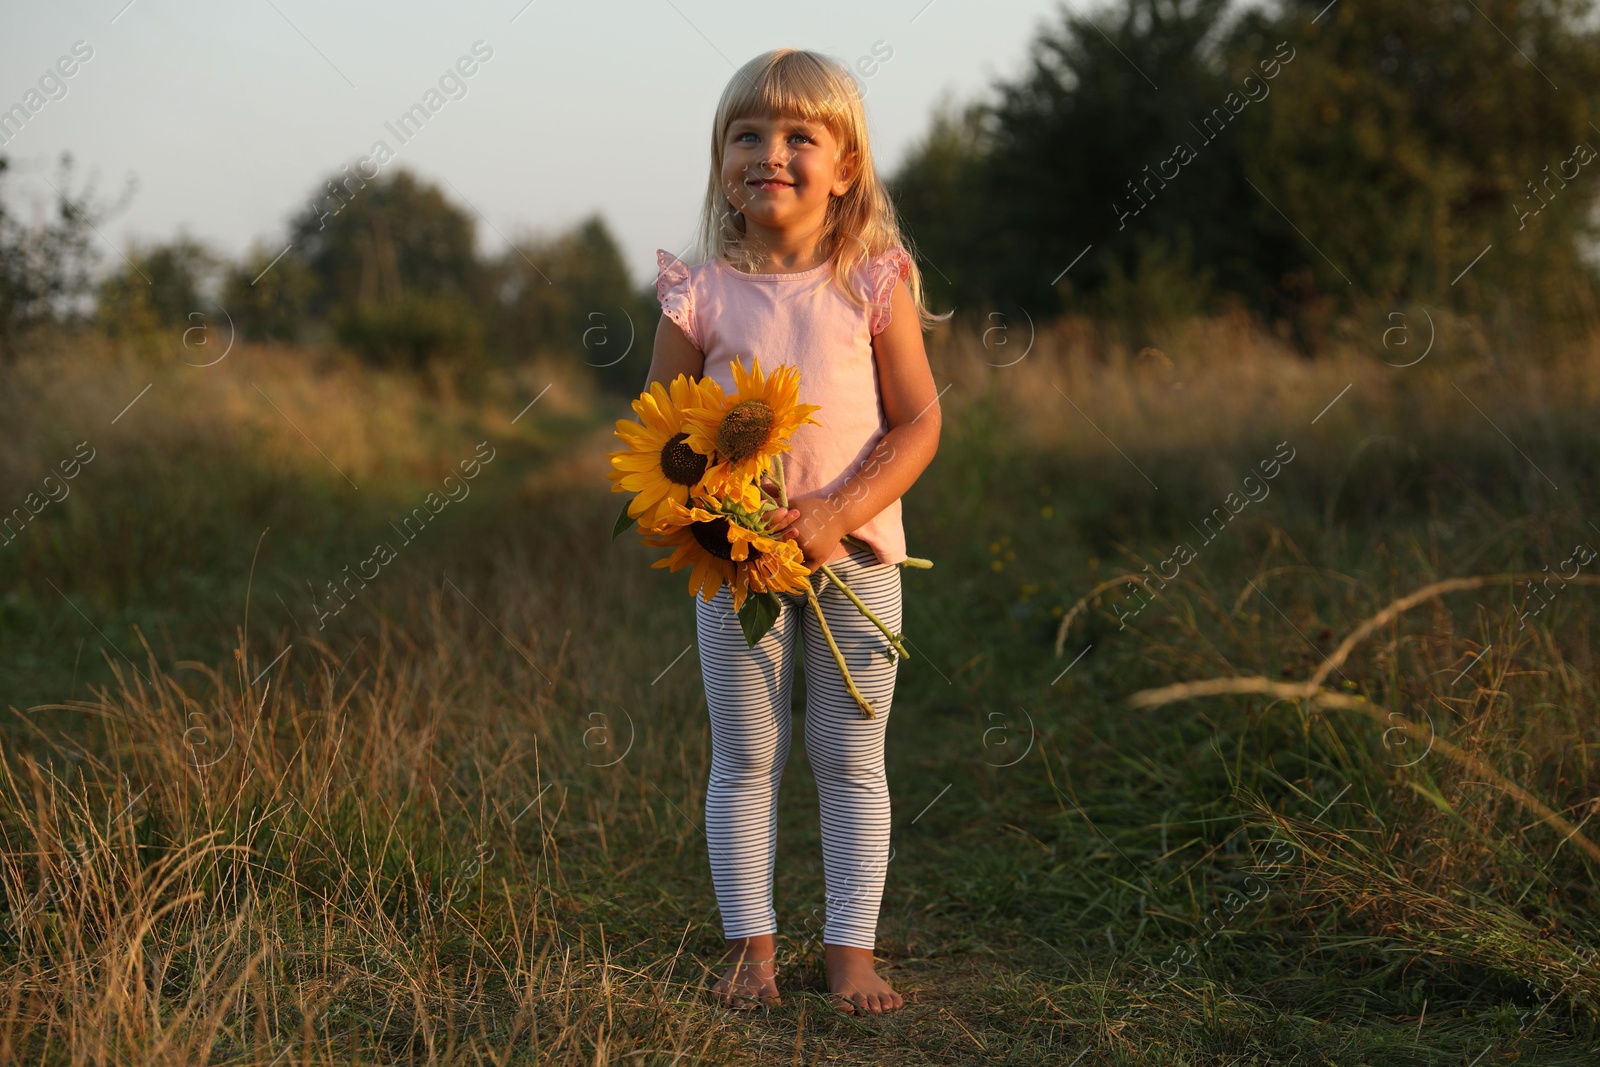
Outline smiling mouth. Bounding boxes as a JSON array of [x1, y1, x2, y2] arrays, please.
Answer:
[[748, 179, 793, 189]]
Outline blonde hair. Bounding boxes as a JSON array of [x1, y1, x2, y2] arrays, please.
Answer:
[[693, 48, 951, 332]]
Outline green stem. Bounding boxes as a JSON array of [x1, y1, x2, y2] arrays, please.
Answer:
[[817, 561, 910, 663], [774, 454, 917, 666], [780, 455, 873, 717], [844, 533, 931, 569], [771, 454, 789, 508], [804, 578, 877, 719]]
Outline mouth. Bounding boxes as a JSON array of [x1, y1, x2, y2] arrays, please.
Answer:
[[747, 178, 793, 190]]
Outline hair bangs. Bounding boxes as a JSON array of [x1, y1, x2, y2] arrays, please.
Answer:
[[719, 52, 855, 146]]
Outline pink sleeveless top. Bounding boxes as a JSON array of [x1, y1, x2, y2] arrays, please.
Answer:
[[655, 245, 913, 566]]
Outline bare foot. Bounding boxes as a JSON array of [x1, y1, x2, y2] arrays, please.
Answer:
[[824, 943, 904, 1015], [709, 934, 781, 1010]]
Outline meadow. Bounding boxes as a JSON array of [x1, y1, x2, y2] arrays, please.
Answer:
[[1, 303, 1597, 1065]]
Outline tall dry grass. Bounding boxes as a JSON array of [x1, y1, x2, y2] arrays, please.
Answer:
[[955, 308, 1600, 1057], [0, 308, 1597, 1063], [2, 333, 744, 1061]]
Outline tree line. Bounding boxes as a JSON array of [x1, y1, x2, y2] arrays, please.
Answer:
[[892, 0, 1600, 348], [2, 0, 1597, 387]]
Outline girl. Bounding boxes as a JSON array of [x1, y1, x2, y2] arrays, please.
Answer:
[[643, 48, 948, 1016]]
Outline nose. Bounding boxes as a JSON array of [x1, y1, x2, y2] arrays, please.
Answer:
[[758, 139, 789, 172]]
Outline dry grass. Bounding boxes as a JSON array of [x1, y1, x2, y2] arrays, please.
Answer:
[[1, 310, 1598, 1063]]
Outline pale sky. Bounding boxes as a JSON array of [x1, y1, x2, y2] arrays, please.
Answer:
[[1, 0, 1081, 287]]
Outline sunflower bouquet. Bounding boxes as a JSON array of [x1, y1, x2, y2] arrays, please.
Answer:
[[608, 356, 926, 718]]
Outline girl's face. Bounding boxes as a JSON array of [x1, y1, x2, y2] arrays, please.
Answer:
[[720, 112, 854, 236]]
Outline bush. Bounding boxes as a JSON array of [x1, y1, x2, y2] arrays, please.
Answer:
[[94, 236, 219, 341], [332, 292, 483, 370], [221, 243, 317, 345]]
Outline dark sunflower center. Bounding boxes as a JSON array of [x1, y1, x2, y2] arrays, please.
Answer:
[[716, 400, 775, 463], [688, 517, 764, 562], [659, 432, 708, 486]]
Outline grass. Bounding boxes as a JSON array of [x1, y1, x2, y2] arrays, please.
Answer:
[[0, 306, 1598, 1064]]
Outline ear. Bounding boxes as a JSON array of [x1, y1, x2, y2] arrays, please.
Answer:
[[832, 151, 858, 197]]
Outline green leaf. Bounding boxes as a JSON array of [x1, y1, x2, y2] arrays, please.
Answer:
[[737, 591, 782, 648], [612, 500, 636, 540]]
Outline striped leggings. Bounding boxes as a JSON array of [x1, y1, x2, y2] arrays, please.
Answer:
[[694, 545, 902, 950]]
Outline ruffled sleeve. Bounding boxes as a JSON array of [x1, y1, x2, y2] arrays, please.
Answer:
[[655, 249, 700, 349], [865, 246, 913, 336]]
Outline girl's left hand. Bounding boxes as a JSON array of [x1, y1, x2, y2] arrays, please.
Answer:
[[758, 476, 799, 530], [759, 477, 841, 574]]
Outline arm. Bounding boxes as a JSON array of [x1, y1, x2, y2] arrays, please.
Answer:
[[643, 310, 704, 393], [777, 280, 941, 569]]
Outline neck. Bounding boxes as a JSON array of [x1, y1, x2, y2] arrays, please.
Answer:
[[737, 217, 833, 273]]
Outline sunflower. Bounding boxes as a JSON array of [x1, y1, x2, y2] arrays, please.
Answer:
[[608, 374, 726, 531], [643, 496, 810, 612], [641, 498, 736, 605], [680, 355, 821, 507], [740, 536, 811, 600]]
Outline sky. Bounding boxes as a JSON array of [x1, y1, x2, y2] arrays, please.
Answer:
[[1, 0, 1082, 288]]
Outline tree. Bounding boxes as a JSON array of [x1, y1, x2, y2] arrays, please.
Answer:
[[487, 214, 654, 395], [282, 166, 487, 368], [1231, 0, 1600, 324], [220, 240, 316, 344], [886, 95, 998, 316], [889, 0, 1600, 346], [212, 166, 650, 382], [962, 0, 1238, 317], [289, 167, 483, 316], [0, 152, 123, 358], [95, 235, 219, 340]]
